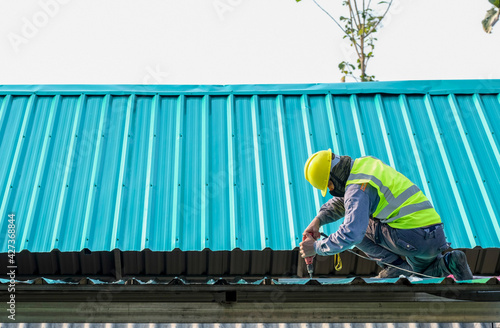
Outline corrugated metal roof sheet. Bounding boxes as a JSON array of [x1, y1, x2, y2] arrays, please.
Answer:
[[1, 248, 498, 279], [1, 81, 500, 252], [2, 276, 499, 285]]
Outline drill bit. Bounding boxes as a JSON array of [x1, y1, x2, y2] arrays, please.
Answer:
[[303, 233, 315, 279], [307, 264, 314, 279]]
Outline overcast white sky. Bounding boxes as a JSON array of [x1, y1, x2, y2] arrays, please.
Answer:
[[0, 0, 499, 84]]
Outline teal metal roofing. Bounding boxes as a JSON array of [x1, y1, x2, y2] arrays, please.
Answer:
[[2, 276, 499, 285], [1, 80, 499, 252]]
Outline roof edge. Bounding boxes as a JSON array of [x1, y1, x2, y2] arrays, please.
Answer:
[[0, 79, 499, 95]]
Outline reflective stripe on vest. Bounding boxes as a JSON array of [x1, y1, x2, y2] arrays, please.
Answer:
[[346, 157, 441, 228], [348, 173, 425, 223]]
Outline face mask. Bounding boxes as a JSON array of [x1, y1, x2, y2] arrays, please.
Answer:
[[328, 177, 346, 197], [329, 188, 345, 198], [328, 154, 351, 198]]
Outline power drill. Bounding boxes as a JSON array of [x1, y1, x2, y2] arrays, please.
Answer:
[[302, 234, 315, 278]]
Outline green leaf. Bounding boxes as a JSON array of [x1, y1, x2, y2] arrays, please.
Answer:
[[489, 0, 500, 8], [483, 8, 500, 33]]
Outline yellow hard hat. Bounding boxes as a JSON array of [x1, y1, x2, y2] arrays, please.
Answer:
[[304, 149, 332, 197]]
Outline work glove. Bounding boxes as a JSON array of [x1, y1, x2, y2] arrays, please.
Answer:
[[299, 232, 317, 258]]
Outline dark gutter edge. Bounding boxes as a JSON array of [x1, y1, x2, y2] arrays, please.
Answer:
[[12, 282, 500, 293], [0, 80, 499, 96], [11, 283, 500, 304], [10, 300, 500, 323]]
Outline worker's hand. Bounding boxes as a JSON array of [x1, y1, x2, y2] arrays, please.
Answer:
[[300, 233, 317, 258], [302, 217, 321, 240]]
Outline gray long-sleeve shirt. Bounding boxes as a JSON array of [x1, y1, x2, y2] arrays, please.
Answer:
[[314, 183, 380, 256]]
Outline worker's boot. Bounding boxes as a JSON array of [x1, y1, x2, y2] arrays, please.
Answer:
[[376, 261, 412, 278], [443, 250, 473, 281], [422, 250, 473, 281]]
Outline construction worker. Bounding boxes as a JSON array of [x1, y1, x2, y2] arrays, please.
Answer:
[[300, 149, 473, 280]]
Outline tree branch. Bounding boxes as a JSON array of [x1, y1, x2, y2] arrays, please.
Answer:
[[366, 0, 393, 35], [347, 1, 362, 60], [353, 0, 363, 33], [348, 0, 360, 29], [312, 0, 348, 35], [362, 0, 367, 39], [365, 53, 372, 66]]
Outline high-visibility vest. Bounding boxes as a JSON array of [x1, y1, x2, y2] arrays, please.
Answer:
[[346, 156, 441, 229]]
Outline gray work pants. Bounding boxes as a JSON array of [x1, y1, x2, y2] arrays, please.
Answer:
[[356, 218, 450, 273]]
